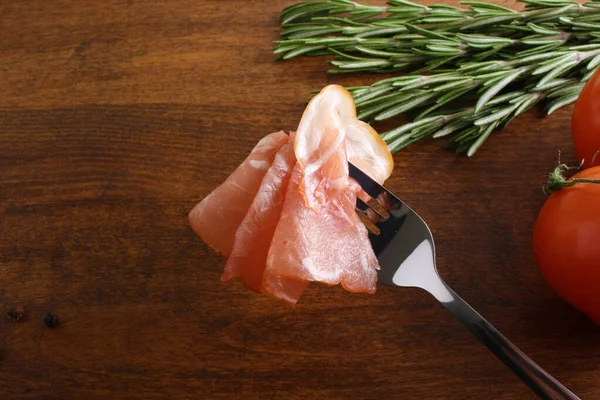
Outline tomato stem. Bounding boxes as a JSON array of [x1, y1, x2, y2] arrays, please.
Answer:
[[544, 157, 600, 194]]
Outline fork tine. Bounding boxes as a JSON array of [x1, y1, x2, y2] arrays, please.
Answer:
[[355, 197, 370, 213], [356, 197, 389, 220], [348, 162, 402, 208], [355, 209, 381, 235], [367, 198, 390, 219], [349, 162, 419, 257]]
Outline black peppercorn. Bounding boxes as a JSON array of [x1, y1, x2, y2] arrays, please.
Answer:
[[44, 313, 59, 328]]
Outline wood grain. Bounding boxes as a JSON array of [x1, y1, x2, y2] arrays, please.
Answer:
[[1, 0, 599, 399]]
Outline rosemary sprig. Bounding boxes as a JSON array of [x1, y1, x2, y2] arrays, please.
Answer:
[[276, 0, 600, 155], [349, 45, 598, 153]]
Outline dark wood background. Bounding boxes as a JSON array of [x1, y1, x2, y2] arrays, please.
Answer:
[[1, 0, 599, 399]]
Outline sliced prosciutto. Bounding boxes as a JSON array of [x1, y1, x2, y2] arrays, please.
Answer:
[[188, 84, 394, 305], [264, 86, 380, 294], [264, 164, 379, 294], [188, 131, 288, 256], [223, 134, 309, 304]]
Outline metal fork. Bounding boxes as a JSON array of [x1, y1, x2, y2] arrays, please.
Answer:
[[349, 163, 580, 400]]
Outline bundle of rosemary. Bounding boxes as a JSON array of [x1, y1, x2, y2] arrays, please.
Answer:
[[275, 0, 600, 155]]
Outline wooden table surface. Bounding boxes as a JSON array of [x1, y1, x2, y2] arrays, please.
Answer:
[[2, 0, 599, 399]]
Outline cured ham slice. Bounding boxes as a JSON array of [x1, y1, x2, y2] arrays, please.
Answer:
[[188, 131, 288, 256], [264, 163, 379, 294], [223, 135, 309, 304], [264, 87, 380, 294], [188, 85, 394, 305]]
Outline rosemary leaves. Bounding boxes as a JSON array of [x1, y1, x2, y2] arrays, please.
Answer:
[[275, 0, 600, 155]]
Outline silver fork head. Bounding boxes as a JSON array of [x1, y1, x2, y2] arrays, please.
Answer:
[[350, 166, 582, 399], [349, 163, 451, 301]]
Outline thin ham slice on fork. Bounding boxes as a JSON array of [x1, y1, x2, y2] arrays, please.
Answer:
[[188, 85, 394, 305], [224, 134, 309, 304], [188, 131, 288, 257]]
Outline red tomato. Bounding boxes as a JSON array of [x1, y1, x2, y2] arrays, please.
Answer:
[[572, 69, 600, 168], [533, 166, 600, 324]]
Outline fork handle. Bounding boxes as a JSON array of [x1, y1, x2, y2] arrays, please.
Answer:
[[441, 287, 579, 400]]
